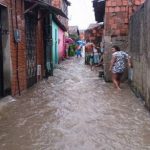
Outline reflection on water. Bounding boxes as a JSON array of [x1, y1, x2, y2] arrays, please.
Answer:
[[0, 58, 150, 150]]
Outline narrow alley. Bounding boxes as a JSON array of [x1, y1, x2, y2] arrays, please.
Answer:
[[0, 58, 150, 150]]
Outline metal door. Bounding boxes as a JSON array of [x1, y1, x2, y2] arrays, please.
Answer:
[[0, 8, 3, 97], [25, 13, 37, 88], [44, 15, 53, 77]]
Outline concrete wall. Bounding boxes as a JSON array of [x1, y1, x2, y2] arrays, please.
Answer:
[[129, 0, 150, 110]]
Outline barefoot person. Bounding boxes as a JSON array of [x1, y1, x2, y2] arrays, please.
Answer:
[[109, 45, 131, 90]]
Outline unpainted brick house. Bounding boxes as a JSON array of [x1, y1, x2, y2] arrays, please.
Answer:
[[0, 0, 69, 98]]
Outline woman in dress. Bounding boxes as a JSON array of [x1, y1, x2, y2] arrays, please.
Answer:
[[109, 45, 131, 90]]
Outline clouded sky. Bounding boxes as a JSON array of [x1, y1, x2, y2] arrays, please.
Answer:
[[68, 0, 96, 30]]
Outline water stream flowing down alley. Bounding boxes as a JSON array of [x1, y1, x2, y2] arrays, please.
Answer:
[[0, 58, 150, 150]]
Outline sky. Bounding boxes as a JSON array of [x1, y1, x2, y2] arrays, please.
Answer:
[[68, 0, 96, 30]]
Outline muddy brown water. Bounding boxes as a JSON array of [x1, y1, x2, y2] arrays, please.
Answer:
[[0, 58, 150, 150]]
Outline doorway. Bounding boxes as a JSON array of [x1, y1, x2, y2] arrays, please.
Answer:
[[44, 14, 53, 77], [0, 5, 11, 98], [25, 2, 38, 88], [0, 10, 3, 97]]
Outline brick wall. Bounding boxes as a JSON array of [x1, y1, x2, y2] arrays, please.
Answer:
[[104, 0, 145, 36], [8, 0, 27, 95]]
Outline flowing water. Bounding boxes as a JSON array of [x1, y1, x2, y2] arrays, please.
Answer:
[[0, 58, 150, 150]]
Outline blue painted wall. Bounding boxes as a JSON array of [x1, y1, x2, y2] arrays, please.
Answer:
[[52, 20, 58, 67]]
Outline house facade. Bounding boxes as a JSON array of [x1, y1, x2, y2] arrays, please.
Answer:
[[0, 0, 70, 98], [51, 0, 70, 62]]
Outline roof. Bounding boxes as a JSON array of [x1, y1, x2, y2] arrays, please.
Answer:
[[87, 23, 100, 29], [24, 0, 68, 18], [53, 14, 67, 31]]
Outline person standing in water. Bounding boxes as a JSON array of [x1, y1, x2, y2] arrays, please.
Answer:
[[76, 44, 82, 58], [109, 45, 131, 90]]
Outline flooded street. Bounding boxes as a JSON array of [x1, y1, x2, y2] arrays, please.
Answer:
[[0, 58, 150, 150]]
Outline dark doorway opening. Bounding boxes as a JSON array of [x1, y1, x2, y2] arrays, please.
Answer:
[[0, 5, 11, 98], [0, 8, 3, 97], [44, 14, 53, 77]]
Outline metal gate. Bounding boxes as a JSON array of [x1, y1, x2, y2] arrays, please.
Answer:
[[44, 14, 53, 77], [0, 8, 4, 97], [25, 13, 37, 88]]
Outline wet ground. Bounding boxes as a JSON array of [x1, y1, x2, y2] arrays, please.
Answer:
[[0, 58, 150, 150]]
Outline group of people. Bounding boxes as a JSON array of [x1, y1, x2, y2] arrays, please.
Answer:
[[72, 41, 131, 91], [84, 43, 103, 68]]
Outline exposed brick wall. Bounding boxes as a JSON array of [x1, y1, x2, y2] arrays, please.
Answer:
[[8, 0, 27, 95], [104, 0, 145, 36], [103, 0, 145, 81]]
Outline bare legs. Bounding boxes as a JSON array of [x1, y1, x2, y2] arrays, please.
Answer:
[[112, 73, 123, 90]]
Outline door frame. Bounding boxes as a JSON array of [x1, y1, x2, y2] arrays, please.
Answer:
[[0, 5, 11, 97], [0, 8, 4, 97]]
